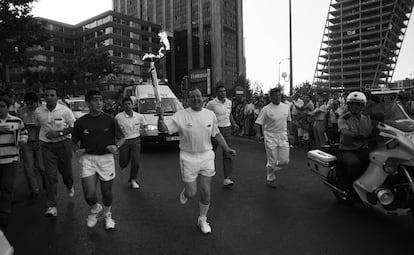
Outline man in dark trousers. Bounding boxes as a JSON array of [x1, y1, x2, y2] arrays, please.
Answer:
[[206, 85, 239, 187], [115, 97, 147, 189], [35, 86, 75, 218], [17, 92, 46, 200]]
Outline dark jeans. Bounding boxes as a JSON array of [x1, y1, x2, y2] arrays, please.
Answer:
[[212, 126, 233, 179], [41, 139, 73, 207], [339, 148, 370, 185], [327, 123, 339, 144], [119, 137, 141, 181], [21, 141, 46, 194], [0, 161, 18, 227]]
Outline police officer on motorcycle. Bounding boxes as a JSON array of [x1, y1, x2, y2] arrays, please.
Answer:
[[338, 92, 373, 185]]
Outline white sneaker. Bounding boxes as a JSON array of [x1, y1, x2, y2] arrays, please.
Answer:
[[179, 188, 188, 204], [130, 180, 140, 189], [86, 203, 103, 228], [68, 187, 75, 198], [223, 178, 234, 187], [197, 216, 211, 234], [104, 212, 116, 230], [45, 207, 57, 217], [267, 169, 276, 182]]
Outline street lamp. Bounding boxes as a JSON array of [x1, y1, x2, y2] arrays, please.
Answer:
[[278, 58, 290, 86]]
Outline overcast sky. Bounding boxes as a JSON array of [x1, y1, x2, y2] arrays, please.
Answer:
[[32, 0, 414, 94]]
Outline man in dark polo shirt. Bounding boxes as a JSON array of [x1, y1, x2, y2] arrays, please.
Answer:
[[72, 90, 125, 230]]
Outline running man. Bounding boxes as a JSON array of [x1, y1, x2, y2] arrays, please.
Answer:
[[255, 88, 291, 188], [17, 92, 46, 200], [72, 90, 125, 230], [158, 88, 236, 234], [115, 97, 147, 189], [206, 85, 239, 187], [35, 86, 75, 217]]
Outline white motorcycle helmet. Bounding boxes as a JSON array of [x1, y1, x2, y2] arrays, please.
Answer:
[[346, 91, 366, 106]]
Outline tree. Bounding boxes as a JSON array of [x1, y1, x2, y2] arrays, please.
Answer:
[[292, 81, 332, 101], [53, 45, 121, 95], [0, 0, 49, 86], [22, 67, 53, 89]]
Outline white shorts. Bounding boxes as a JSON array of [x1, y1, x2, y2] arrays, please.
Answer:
[[79, 154, 116, 181], [179, 150, 215, 182]]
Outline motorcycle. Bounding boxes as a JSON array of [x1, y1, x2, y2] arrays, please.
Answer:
[[307, 100, 414, 217]]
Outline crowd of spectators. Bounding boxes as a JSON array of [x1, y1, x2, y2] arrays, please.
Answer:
[[225, 89, 414, 150]]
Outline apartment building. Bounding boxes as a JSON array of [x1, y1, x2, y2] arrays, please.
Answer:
[[313, 0, 414, 91], [11, 11, 163, 94]]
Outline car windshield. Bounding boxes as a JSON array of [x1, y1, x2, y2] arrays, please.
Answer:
[[139, 98, 183, 114], [69, 101, 87, 111]]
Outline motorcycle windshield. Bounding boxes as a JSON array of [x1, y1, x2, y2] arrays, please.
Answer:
[[370, 102, 414, 132]]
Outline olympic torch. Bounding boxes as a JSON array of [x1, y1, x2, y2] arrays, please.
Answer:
[[142, 31, 170, 109]]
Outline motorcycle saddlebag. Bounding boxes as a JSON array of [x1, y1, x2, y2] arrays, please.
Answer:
[[307, 149, 337, 178]]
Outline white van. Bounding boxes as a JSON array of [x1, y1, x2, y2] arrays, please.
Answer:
[[124, 82, 184, 145], [63, 97, 89, 119]]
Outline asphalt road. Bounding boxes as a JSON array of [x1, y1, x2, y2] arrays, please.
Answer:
[[4, 137, 414, 255]]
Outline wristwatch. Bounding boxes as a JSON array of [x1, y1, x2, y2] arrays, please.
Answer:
[[59, 131, 64, 136]]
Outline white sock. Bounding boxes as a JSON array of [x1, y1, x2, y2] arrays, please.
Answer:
[[90, 203, 99, 213], [199, 203, 210, 218], [103, 205, 112, 216]]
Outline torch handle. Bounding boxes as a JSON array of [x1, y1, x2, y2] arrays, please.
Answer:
[[150, 61, 162, 109]]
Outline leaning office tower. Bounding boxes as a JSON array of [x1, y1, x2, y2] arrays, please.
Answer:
[[313, 0, 414, 91]]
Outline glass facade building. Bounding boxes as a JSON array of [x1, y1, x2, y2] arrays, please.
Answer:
[[113, 0, 245, 95]]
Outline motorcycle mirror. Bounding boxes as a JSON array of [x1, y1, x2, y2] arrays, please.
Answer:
[[370, 112, 384, 122]]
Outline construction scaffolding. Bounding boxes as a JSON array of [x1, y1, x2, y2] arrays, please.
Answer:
[[313, 0, 414, 92]]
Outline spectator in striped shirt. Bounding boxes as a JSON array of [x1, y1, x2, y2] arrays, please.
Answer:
[[0, 97, 28, 229]]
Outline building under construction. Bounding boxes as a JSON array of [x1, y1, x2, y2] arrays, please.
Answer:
[[313, 0, 414, 91]]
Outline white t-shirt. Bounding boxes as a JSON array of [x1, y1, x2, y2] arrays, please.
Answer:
[[35, 103, 75, 143], [205, 97, 232, 127], [115, 111, 147, 139], [255, 102, 291, 134], [165, 108, 219, 153]]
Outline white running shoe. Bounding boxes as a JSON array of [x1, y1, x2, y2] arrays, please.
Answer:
[[267, 169, 276, 182], [68, 187, 75, 198], [130, 180, 140, 189], [197, 216, 211, 234], [179, 188, 188, 205], [223, 178, 234, 187], [104, 212, 116, 230], [45, 207, 57, 217], [86, 203, 103, 228]]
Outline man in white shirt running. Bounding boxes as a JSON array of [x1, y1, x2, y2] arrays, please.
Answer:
[[115, 97, 147, 189], [255, 88, 291, 188], [35, 86, 75, 218], [205, 85, 239, 187], [157, 88, 236, 234]]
